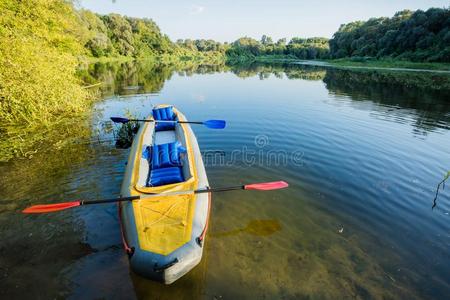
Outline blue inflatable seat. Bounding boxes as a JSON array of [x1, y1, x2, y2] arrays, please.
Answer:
[[153, 106, 176, 131], [147, 167, 184, 187], [151, 141, 186, 170]]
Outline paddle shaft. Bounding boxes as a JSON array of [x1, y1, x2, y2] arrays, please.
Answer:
[[110, 117, 225, 129], [195, 185, 244, 194], [80, 186, 243, 205], [81, 196, 140, 205], [126, 119, 203, 124]]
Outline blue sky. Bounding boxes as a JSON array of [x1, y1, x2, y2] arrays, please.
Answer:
[[79, 0, 449, 42]]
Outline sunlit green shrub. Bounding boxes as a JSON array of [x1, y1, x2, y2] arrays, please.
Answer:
[[0, 0, 93, 160]]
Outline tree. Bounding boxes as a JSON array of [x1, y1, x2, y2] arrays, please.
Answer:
[[80, 10, 114, 57], [329, 7, 450, 62], [261, 35, 273, 45], [101, 14, 134, 56]]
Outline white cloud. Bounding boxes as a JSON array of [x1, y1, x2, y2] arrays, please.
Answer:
[[190, 5, 205, 15]]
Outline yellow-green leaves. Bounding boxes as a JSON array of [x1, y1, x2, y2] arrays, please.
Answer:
[[0, 0, 93, 160]]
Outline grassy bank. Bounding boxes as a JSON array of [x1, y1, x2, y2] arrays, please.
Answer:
[[227, 55, 450, 73], [228, 55, 450, 72], [227, 54, 298, 64], [325, 58, 450, 71], [85, 51, 226, 65]]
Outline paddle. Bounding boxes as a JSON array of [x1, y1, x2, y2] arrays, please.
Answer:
[[22, 181, 288, 214], [110, 117, 226, 129]]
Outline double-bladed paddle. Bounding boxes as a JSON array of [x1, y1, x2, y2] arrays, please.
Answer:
[[110, 117, 226, 129], [22, 181, 288, 214]]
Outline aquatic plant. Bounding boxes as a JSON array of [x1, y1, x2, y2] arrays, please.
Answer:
[[115, 120, 140, 149]]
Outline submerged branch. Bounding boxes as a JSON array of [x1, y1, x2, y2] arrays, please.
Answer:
[[432, 171, 450, 209]]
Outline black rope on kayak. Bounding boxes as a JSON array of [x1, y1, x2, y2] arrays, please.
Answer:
[[154, 258, 179, 272]]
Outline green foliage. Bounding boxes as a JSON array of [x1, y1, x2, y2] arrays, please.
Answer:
[[287, 37, 330, 59], [126, 17, 173, 56], [328, 58, 450, 71], [80, 10, 114, 57], [115, 121, 140, 149], [80, 12, 176, 58], [0, 0, 92, 127], [175, 39, 226, 52], [329, 8, 450, 62], [226, 36, 330, 60], [79, 12, 226, 60], [101, 14, 135, 56]]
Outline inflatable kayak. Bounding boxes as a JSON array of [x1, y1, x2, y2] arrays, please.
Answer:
[[119, 105, 210, 284]]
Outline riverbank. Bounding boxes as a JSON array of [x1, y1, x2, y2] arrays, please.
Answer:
[[227, 55, 450, 72], [85, 51, 226, 65], [325, 58, 450, 72], [227, 55, 297, 64]]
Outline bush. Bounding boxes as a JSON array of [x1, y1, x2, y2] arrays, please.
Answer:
[[0, 0, 93, 159]]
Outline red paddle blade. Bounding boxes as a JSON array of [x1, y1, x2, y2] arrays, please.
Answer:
[[22, 201, 81, 214], [244, 181, 289, 191]]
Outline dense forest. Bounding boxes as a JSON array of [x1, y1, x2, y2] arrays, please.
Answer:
[[329, 8, 450, 62]]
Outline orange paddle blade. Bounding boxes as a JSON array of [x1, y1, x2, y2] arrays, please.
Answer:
[[244, 181, 289, 191], [22, 201, 81, 214]]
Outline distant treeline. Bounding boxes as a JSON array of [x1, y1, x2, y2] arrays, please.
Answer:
[[181, 8, 450, 63], [329, 8, 450, 62], [172, 36, 331, 61], [226, 36, 330, 60], [63, 6, 450, 63], [81, 11, 330, 61]]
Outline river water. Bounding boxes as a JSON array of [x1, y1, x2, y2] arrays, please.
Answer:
[[0, 61, 449, 299]]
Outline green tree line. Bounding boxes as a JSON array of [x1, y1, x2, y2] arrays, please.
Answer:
[[329, 8, 450, 62], [80, 7, 450, 63], [226, 36, 330, 60], [79, 6, 450, 63]]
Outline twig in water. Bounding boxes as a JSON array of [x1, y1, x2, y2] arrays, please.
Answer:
[[432, 171, 450, 209]]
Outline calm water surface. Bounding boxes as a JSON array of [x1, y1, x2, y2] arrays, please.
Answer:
[[0, 62, 449, 299]]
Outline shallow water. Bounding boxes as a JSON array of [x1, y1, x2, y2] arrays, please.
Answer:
[[1, 62, 449, 299]]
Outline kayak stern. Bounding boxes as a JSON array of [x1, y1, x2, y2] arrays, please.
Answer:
[[129, 241, 203, 284]]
